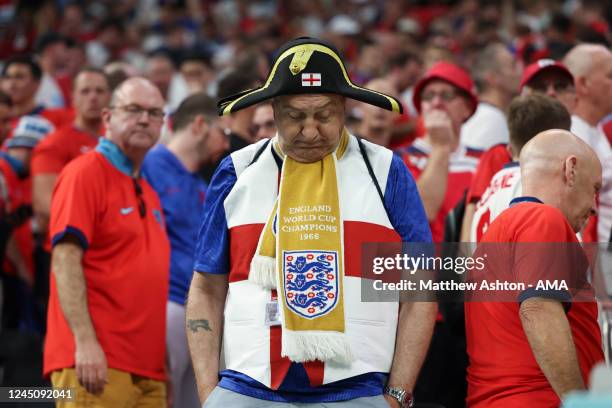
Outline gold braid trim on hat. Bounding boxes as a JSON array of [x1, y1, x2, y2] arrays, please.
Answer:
[[222, 44, 401, 115]]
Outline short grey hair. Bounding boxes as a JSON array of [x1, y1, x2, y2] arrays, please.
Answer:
[[563, 43, 610, 78], [472, 43, 508, 92]]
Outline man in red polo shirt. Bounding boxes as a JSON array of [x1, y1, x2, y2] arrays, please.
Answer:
[[466, 129, 604, 407], [32, 68, 110, 238], [44, 77, 170, 407]]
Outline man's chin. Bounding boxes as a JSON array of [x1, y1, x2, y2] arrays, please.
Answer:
[[289, 147, 331, 163], [127, 137, 157, 153], [130, 132, 155, 143]]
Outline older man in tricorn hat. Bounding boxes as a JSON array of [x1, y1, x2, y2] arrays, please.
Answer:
[[186, 37, 436, 407]]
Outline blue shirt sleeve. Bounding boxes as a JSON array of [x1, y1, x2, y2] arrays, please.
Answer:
[[141, 152, 163, 192], [384, 153, 432, 243], [193, 156, 237, 274]]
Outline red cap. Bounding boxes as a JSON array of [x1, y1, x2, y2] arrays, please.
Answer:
[[413, 61, 478, 117], [520, 59, 574, 91]]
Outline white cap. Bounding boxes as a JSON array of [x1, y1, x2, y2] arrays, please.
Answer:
[[7, 115, 54, 149]]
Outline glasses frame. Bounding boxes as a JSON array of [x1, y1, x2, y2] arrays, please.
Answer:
[[420, 90, 459, 103], [110, 104, 165, 121]]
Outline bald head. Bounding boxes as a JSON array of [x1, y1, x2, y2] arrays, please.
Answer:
[[520, 129, 598, 177], [103, 77, 165, 170], [111, 77, 164, 107], [521, 129, 601, 232], [563, 44, 612, 123]]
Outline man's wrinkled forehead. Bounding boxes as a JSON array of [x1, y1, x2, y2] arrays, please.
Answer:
[[112, 81, 164, 108], [275, 93, 345, 111]]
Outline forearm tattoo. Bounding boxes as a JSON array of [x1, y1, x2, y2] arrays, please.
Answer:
[[187, 319, 212, 333]]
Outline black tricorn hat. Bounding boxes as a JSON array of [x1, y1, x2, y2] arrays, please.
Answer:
[[218, 37, 403, 116]]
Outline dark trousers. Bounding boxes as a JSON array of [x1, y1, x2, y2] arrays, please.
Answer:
[[414, 321, 468, 408]]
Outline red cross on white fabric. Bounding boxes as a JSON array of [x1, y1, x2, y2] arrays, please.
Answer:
[[301, 73, 321, 87]]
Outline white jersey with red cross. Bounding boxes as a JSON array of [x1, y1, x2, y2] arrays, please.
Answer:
[[470, 162, 521, 242]]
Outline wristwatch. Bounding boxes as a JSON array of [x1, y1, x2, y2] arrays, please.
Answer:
[[383, 386, 414, 408]]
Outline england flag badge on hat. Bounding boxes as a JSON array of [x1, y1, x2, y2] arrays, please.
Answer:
[[301, 73, 321, 87]]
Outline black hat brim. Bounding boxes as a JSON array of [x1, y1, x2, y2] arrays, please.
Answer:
[[218, 39, 403, 116]]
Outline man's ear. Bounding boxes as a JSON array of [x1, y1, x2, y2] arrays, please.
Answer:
[[574, 76, 589, 96], [507, 144, 516, 160], [271, 98, 280, 121], [563, 155, 578, 187], [101, 107, 111, 126], [191, 114, 205, 137], [461, 97, 472, 123]]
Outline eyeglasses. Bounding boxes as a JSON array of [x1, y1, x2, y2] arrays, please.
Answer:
[[133, 178, 146, 218], [420, 90, 458, 103], [252, 120, 276, 134], [528, 80, 575, 94], [111, 104, 165, 121]]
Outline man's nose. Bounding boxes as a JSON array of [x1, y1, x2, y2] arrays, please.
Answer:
[[137, 112, 153, 124], [545, 84, 557, 98], [301, 117, 319, 140], [429, 96, 447, 109]]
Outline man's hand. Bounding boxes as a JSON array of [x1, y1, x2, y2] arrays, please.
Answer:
[[6, 235, 33, 289], [384, 394, 401, 407], [75, 337, 108, 395], [423, 109, 455, 149], [417, 109, 455, 219], [54, 239, 107, 394], [200, 383, 217, 404], [186, 272, 227, 404], [387, 302, 435, 406]]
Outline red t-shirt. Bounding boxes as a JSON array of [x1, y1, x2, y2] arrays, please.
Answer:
[[466, 144, 512, 204], [0, 155, 24, 214], [44, 150, 170, 381], [402, 138, 481, 242], [466, 199, 604, 408], [0, 155, 35, 280], [31, 125, 100, 176]]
